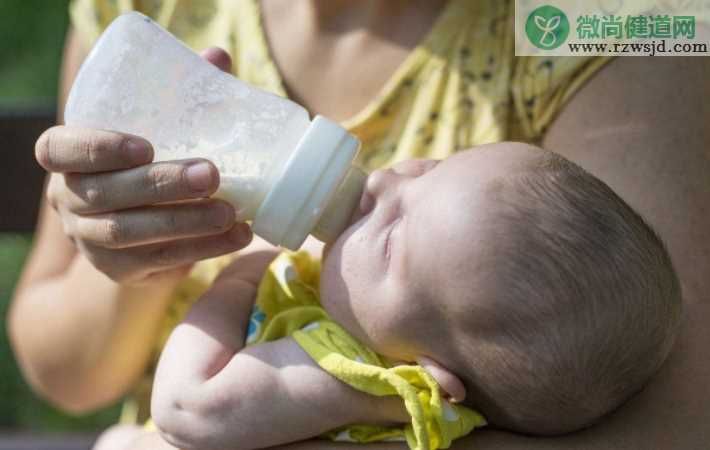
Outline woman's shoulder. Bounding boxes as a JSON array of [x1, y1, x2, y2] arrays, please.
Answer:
[[69, 0, 252, 52], [509, 56, 616, 141], [68, 0, 282, 89]]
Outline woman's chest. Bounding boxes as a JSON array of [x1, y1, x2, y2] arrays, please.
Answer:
[[259, 0, 447, 122]]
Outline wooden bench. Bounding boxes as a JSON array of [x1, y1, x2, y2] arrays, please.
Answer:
[[0, 433, 98, 450], [0, 109, 54, 233]]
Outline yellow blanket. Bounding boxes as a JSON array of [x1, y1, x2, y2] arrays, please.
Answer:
[[249, 251, 486, 450]]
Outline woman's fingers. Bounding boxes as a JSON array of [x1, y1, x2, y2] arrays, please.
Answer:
[[51, 159, 219, 214], [68, 199, 236, 249], [201, 47, 232, 73], [36, 126, 153, 173], [37, 48, 232, 175], [33, 48, 240, 285], [81, 224, 253, 284]]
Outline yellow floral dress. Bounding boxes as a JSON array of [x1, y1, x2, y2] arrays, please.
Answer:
[[69, 0, 614, 424]]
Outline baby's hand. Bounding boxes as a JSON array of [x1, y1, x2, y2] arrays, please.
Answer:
[[152, 252, 407, 450]]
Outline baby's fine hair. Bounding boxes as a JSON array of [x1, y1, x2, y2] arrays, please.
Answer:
[[460, 151, 682, 435]]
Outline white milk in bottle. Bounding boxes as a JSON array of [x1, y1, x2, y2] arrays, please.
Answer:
[[64, 12, 366, 249]]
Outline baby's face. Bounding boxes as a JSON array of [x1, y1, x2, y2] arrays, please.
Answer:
[[321, 143, 541, 361]]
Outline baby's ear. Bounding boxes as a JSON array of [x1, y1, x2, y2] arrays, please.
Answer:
[[416, 356, 466, 403]]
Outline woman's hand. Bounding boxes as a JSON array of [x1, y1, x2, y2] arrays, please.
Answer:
[[35, 48, 253, 285]]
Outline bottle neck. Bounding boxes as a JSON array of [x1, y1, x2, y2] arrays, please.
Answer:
[[311, 165, 368, 243], [252, 115, 362, 249]]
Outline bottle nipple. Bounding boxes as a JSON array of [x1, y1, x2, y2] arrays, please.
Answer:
[[312, 166, 368, 243]]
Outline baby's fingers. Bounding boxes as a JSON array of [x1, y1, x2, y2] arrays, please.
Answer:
[[36, 126, 153, 173]]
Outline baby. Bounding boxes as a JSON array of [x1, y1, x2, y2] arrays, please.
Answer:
[[151, 143, 681, 450]]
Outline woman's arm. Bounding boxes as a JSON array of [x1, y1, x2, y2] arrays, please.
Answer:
[[523, 55, 710, 449], [245, 56, 710, 450], [152, 252, 407, 450], [9, 28, 179, 413], [8, 31, 251, 413], [117, 56, 710, 450]]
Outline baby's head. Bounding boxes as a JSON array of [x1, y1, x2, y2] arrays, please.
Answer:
[[321, 143, 682, 435]]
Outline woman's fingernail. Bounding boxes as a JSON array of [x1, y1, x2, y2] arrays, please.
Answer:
[[125, 139, 151, 165], [186, 162, 215, 192], [229, 224, 253, 246]]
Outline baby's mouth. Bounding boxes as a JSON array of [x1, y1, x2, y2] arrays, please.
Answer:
[[344, 201, 376, 238], [346, 187, 375, 227], [322, 177, 378, 262], [322, 199, 372, 263], [322, 241, 334, 261]]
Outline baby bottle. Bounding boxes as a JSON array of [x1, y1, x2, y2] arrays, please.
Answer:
[[64, 12, 366, 249]]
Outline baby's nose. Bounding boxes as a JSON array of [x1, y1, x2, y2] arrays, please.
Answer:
[[359, 168, 400, 216], [365, 168, 400, 197]]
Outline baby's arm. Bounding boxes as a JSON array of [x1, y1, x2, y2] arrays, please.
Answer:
[[152, 251, 408, 450]]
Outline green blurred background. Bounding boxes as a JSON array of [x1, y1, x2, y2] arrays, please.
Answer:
[[0, 0, 120, 433]]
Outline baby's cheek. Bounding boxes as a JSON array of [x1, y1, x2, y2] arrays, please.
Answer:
[[322, 225, 407, 345], [320, 247, 358, 321], [379, 289, 440, 355], [321, 250, 372, 338]]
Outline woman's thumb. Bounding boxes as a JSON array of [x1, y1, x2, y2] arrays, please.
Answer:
[[200, 47, 232, 73]]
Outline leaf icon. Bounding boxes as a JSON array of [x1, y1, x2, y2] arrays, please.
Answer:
[[528, 7, 567, 49], [546, 16, 560, 31], [535, 15, 561, 32], [535, 15, 547, 30]]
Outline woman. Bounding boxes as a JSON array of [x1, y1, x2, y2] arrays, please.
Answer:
[[9, 0, 710, 449]]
